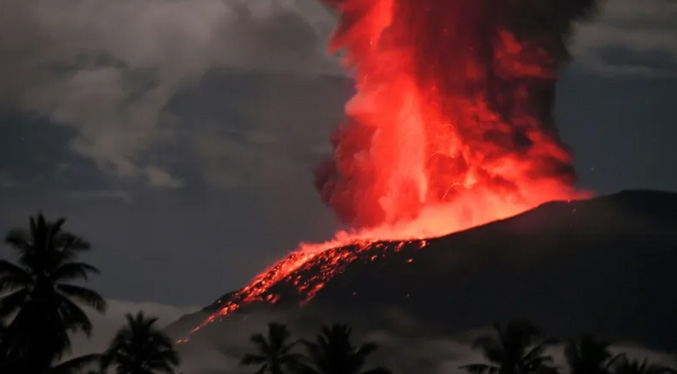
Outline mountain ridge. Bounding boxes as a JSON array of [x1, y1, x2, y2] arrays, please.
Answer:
[[168, 189, 677, 350]]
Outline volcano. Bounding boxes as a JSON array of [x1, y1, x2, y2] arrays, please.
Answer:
[[169, 190, 677, 351], [167, 1, 675, 365]]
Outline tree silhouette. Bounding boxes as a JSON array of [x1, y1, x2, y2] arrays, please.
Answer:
[[300, 323, 390, 374], [611, 356, 673, 374], [0, 213, 106, 372], [101, 311, 180, 374], [0, 321, 20, 373], [564, 334, 622, 374], [241, 322, 304, 374], [460, 321, 557, 374]]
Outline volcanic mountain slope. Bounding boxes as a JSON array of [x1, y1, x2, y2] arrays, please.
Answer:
[[169, 190, 677, 350]]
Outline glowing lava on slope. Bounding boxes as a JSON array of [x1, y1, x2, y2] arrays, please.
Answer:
[[186, 0, 599, 338]]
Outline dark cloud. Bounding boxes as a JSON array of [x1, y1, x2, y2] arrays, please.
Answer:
[[597, 46, 677, 76], [0, 0, 338, 186], [572, 0, 677, 76], [167, 69, 350, 190], [0, 0, 671, 190]]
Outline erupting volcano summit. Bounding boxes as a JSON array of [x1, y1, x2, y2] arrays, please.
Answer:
[[314, 0, 593, 230], [186, 0, 601, 337]]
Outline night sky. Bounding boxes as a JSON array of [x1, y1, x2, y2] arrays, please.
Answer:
[[0, 0, 675, 312]]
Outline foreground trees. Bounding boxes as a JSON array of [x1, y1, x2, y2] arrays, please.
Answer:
[[460, 321, 557, 374], [564, 334, 621, 374], [0, 213, 107, 373], [461, 322, 675, 374], [100, 312, 180, 374], [611, 356, 674, 374], [1, 213, 674, 374], [0, 213, 180, 374], [241, 322, 303, 374], [300, 324, 390, 374], [242, 323, 390, 374]]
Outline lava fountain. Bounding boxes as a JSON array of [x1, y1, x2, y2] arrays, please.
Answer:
[[187, 0, 599, 337]]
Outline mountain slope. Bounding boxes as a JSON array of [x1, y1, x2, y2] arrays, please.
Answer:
[[169, 190, 677, 349]]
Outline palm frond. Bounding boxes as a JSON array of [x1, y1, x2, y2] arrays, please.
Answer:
[[524, 342, 552, 362], [58, 233, 92, 253], [254, 363, 269, 374], [605, 352, 626, 370], [58, 295, 94, 336], [56, 284, 107, 312], [99, 349, 115, 371], [472, 336, 503, 364], [47, 218, 67, 247], [279, 339, 300, 354], [0, 289, 29, 318], [0, 260, 31, 294], [563, 338, 579, 366], [102, 312, 179, 374], [251, 333, 271, 353], [129, 311, 158, 327], [156, 347, 180, 365], [0, 277, 29, 295], [0, 260, 30, 279], [241, 354, 268, 365], [4, 228, 31, 253], [51, 262, 100, 282]]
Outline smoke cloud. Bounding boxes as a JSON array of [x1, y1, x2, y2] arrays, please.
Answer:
[[0, 0, 670, 193], [314, 0, 601, 228], [0, 0, 337, 186], [572, 0, 677, 76]]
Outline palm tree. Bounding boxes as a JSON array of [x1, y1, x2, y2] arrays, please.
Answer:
[[460, 321, 557, 374], [101, 311, 180, 374], [0, 321, 20, 373], [0, 320, 100, 374], [300, 323, 390, 374], [564, 334, 622, 374], [0, 213, 106, 372], [611, 356, 673, 374], [241, 322, 304, 374]]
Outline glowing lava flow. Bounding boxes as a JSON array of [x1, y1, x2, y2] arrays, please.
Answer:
[[188, 234, 427, 336], [185, 0, 599, 339]]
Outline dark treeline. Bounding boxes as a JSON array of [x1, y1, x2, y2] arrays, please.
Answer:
[[240, 321, 677, 374], [1, 213, 675, 374], [0, 213, 179, 374], [458, 321, 676, 374], [240, 322, 390, 374]]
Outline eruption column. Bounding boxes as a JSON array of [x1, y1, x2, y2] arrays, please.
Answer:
[[315, 0, 597, 232], [187, 0, 599, 337]]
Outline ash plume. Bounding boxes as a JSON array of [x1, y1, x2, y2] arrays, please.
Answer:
[[315, 0, 602, 228]]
